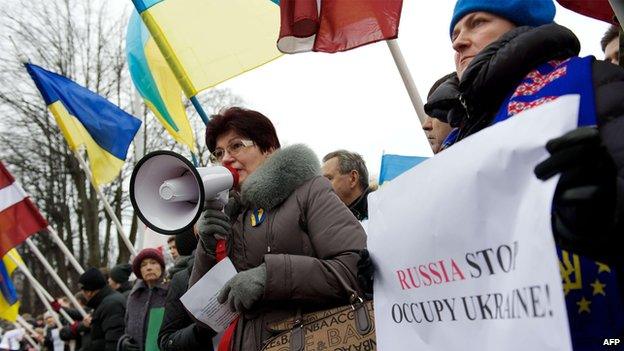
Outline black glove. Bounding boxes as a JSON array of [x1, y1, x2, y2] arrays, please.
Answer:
[[357, 249, 374, 299], [196, 199, 231, 257], [534, 127, 618, 258], [119, 336, 140, 351]]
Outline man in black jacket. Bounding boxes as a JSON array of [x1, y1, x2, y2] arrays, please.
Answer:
[[158, 230, 215, 351], [78, 268, 126, 351], [322, 150, 372, 221], [108, 263, 133, 299]]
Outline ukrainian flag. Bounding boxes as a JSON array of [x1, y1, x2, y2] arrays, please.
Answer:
[[0, 249, 23, 322], [26, 63, 142, 186], [131, 0, 282, 98], [127, 10, 197, 153]]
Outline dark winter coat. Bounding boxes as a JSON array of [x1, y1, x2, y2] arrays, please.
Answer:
[[122, 279, 168, 351], [425, 23, 624, 264], [116, 281, 133, 300], [59, 307, 91, 350], [348, 187, 372, 221], [189, 144, 367, 351], [167, 255, 192, 279], [82, 286, 125, 351], [158, 254, 215, 351]]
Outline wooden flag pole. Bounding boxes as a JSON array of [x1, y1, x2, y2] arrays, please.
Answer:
[[9, 254, 63, 328], [25, 238, 87, 317], [21, 329, 41, 351], [386, 39, 428, 126], [72, 150, 137, 257], [7, 251, 75, 325], [46, 226, 84, 274], [14, 320, 41, 351], [130, 89, 147, 253], [16, 315, 37, 334]]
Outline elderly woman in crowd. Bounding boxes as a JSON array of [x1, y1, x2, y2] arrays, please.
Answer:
[[189, 107, 366, 350], [424, 0, 624, 348], [118, 248, 168, 351]]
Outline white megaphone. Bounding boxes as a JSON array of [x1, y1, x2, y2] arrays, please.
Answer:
[[130, 150, 239, 235]]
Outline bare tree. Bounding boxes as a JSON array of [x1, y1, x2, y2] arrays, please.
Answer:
[[0, 0, 244, 315]]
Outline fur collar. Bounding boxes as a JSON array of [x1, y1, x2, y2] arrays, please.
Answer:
[[241, 144, 320, 210]]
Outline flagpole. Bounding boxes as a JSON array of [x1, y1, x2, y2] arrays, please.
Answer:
[[190, 96, 210, 126], [131, 90, 146, 253], [9, 254, 63, 328], [20, 329, 41, 351], [14, 320, 40, 351], [17, 315, 37, 334], [24, 239, 87, 317], [386, 40, 428, 126], [7, 251, 74, 325], [46, 226, 84, 274], [608, 0, 624, 26], [72, 150, 137, 257]]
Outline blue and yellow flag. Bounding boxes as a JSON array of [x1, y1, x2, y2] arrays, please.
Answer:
[[131, 0, 282, 98], [0, 249, 23, 322], [26, 63, 142, 186], [126, 10, 196, 153], [379, 154, 428, 185]]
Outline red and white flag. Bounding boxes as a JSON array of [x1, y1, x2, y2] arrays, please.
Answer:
[[277, 0, 403, 54], [0, 162, 47, 257]]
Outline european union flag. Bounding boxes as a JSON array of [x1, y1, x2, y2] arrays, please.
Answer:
[[26, 63, 141, 186], [559, 249, 624, 350]]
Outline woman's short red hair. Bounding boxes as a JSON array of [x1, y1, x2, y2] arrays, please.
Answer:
[[205, 107, 281, 153]]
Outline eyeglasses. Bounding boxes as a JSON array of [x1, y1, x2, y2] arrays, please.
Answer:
[[211, 139, 254, 162]]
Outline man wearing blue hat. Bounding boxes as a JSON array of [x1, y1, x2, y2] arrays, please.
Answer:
[[425, 0, 624, 349]]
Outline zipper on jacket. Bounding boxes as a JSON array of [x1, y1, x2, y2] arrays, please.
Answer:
[[459, 94, 470, 120]]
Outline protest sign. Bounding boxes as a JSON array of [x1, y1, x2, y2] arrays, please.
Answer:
[[369, 96, 579, 350]]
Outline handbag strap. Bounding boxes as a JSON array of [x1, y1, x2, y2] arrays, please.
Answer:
[[324, 260, 374, 336], [324, 260, 362, 304]]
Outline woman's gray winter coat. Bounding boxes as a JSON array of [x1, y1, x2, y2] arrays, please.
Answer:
[[121, 280, 168, 351], [189, 144, 367, 351]]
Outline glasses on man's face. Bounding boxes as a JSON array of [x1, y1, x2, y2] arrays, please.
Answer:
[[210, 139, 254, 162]]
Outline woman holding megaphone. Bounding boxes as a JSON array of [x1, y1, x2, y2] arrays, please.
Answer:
[[188, 107, 367, 351]]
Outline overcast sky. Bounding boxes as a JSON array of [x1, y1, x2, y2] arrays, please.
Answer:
[[115, 0, 611, 180]]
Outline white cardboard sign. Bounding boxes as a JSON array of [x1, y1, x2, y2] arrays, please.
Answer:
[[369, 96, 579, 350]]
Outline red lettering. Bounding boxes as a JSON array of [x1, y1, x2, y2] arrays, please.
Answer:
[[419, 265, 432, 286], [429, 263, 442, 284], [438, 259, 451, 283], [407, 268, 421, 288], [451, 259, 466, 281], [396, 270, 409, 290]]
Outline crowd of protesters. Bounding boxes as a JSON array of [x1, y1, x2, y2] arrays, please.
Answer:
[[5, 0, 624, 350]]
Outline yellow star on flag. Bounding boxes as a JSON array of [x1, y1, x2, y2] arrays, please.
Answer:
[[577, 297, 591, 314], [590, 279, 606, 296], [596, 262, 611, 273]]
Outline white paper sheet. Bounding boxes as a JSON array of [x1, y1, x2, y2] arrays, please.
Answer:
[[181, 257, 238, 332], [369, 96, 579, 351]]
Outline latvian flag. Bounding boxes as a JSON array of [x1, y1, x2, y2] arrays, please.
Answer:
[[277, 0, 403, 54], [0, 162, 47, 257]]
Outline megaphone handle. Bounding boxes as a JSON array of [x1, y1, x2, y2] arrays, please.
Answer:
[[216, 239, 227, 262]]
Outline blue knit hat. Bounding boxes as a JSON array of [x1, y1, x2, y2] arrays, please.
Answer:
[[450, 0, 556, 37]]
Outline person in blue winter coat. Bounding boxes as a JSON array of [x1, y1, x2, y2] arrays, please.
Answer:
[[423, 0, 624, 349]]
